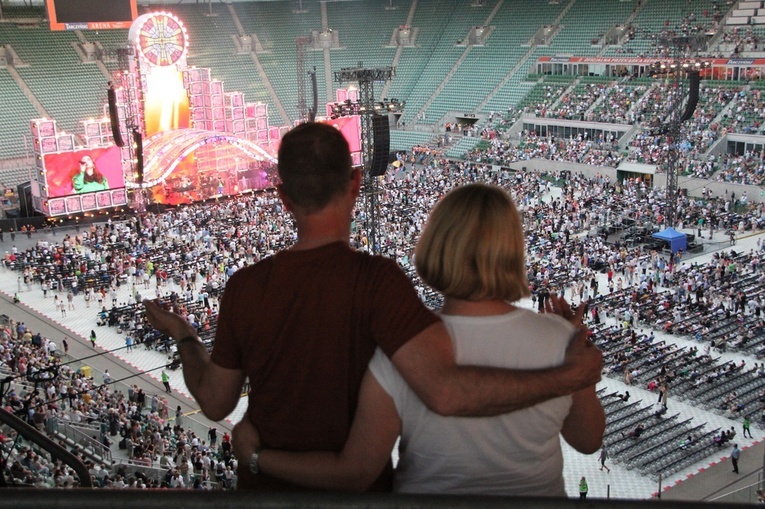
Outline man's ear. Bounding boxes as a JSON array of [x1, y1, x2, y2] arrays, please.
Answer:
[[276, 184, 295, 212], [350, 167, 362, 199]]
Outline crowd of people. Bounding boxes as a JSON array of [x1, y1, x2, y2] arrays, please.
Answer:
[[0, 299, 238, 488], [719, 26, 762, 56], [481, 75, 765, 186]]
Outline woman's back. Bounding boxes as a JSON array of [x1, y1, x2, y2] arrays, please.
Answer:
[[371, 308, 574, 496]]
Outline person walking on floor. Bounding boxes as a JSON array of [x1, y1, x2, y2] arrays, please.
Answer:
[[162, 370, 172, 394], [657, 383, 668, 408], [175, 405, 183, 428], [743, 416, 753, 438], [90, 329, 97, 348], [579, 476, 588, 499], [731, 444, 741, 474], [599, 446, 610, 473]]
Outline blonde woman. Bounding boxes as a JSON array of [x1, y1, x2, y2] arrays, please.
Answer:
[[234, 183, 604, 496]]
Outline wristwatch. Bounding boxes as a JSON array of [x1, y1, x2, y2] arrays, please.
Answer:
[[249, 449, 261, 475]]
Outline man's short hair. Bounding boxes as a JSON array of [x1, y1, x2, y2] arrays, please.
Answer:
[[415, 183, 530, 302], [278, 122, 353, 213]]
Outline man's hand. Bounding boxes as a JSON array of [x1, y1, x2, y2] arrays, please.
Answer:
[[544, 294, 585, 326], [563, 328, 603, 390], [232, 416, 261, 462], [144, 299, 196, 340]]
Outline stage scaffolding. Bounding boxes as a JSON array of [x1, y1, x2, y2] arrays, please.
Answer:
[[334, 66, 394, 254]]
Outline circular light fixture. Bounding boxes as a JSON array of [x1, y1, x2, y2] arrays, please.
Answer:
[[135, 12, 188, 67]]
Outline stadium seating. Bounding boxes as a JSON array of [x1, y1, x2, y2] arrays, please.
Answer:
[[0, 21, 107, 135], [545, 0, 634, 57], [405, 0, 568, 125], [0, 0, 754, 173], [324, 0, 400, 71], [603, 0, 719, 58], [0, 69, 40, 160], [389, 130, 437, 152], [234, 1, 326, 124]]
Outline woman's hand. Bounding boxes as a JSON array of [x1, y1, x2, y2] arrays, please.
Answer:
[[545, 293, 585, 326]]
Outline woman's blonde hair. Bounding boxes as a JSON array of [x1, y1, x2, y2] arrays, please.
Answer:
[[415, 183, 530, 302]]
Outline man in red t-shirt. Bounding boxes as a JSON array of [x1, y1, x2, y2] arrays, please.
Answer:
[[144, 122, 602, 491]]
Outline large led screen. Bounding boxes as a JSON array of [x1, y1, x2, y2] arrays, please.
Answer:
[[43, 146, 125, 198], [46, 0, 137, 30]]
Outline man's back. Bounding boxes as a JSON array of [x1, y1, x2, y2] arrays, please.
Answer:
[[211, 241, 438, 490]]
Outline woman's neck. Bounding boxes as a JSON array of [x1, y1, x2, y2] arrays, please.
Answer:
[[440, 297, 516, 316]]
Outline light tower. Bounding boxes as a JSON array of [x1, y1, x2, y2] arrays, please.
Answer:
[[334, 65, 395, 254], [650, 35, 708, 230]]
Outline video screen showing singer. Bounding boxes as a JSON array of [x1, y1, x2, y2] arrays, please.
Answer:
[[72, 155, 109, 193]]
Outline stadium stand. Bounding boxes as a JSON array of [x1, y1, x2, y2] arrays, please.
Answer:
[[234, 0, 325, 124], [0, 69, 40, 161], [0, 22, 107, 135]]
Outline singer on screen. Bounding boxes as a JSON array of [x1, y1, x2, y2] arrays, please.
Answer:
[[72, 155, 109, 193]]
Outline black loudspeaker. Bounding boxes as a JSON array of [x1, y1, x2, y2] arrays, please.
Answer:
[[16, 182, 33, 218], [679, 71, 700, 123], [369, 115, 391, 177], [132, 129, 144, 184], [107, 84, 125, 147]]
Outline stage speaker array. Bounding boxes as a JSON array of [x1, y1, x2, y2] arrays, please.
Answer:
[[107, 83, 125, 147], [679, 71, 700, 123], [369, 115, 391, 177], [16, 182, 33, 218], [132, 129, 143, 184]]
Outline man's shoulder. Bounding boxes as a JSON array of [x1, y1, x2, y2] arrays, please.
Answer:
[[225, 246, 405, 297], [227, 256, 275, 279], [262, 244, 399, 271]]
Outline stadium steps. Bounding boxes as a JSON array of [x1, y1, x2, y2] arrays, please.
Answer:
[[549, 78, 581, 112], [389, 129, 439, 152], [379, 0, 419, 101], [445, 135, 481, 158], [234, 1, 327, 124]]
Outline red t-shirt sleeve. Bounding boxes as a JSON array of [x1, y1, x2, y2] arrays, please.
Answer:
[[367, 258, 440, 358]]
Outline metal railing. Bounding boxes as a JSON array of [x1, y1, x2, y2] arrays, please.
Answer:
[[0, 490, 755, 509], [63, 352, 227, 444], [707, 472, 764, 504], [0, 408, 92, 488], [111, 459, 170, 482], [51, 419, 112, 463]]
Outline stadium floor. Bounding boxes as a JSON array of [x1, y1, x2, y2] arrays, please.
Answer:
[[0, 221, 764, 500]]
